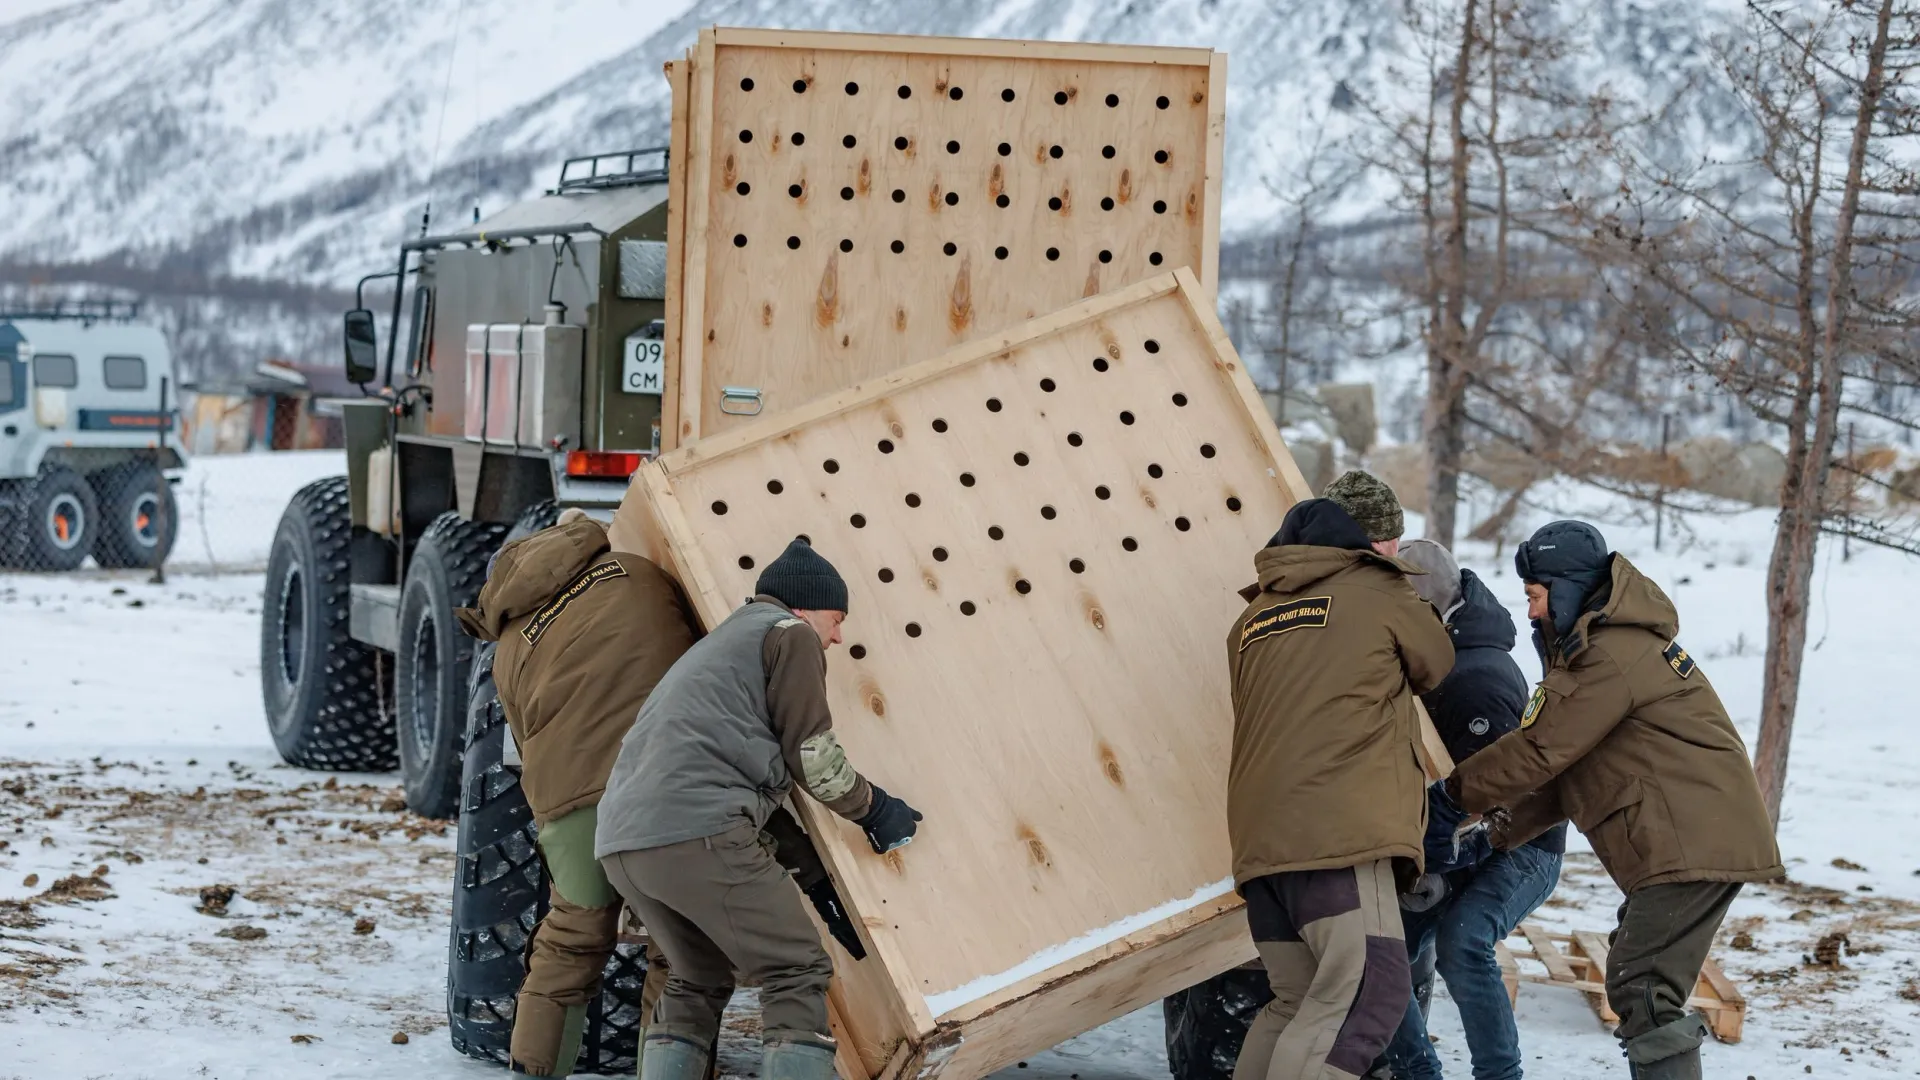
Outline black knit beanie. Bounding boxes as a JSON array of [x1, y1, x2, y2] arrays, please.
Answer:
[[1515, 520, 1610, 638], [755, 539, 849, 612]]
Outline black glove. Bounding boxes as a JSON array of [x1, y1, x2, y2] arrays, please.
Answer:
[[855, 784, 922, 854], [1442, 774, 1465, 806], [802, 876, 867, 960]]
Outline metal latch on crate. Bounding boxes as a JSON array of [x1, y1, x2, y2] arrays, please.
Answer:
[[720, 386, 764, 416]]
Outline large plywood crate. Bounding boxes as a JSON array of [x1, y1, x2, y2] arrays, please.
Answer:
[[615, 270, 1298, 1080], [660, 28, 1226, 450]]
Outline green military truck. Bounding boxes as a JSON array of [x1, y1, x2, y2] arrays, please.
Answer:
[[258, 149, 672, 1071]]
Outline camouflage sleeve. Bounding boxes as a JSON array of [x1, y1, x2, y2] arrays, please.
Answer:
[[1452, 653, 1634, 813], [763, 621, 874, 821]]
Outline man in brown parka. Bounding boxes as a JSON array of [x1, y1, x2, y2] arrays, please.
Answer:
[[1228, 479, 1455, 1080], [1446, 521, 1782, 1080]]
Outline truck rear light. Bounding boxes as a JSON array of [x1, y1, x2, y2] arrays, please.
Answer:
[[566, 451, 644, 478]]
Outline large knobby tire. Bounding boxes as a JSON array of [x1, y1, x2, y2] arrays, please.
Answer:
[[1164, 967, 1274, 1080], [396, 512, 507, 819], [260, 476, 396, 771], [448, 561, 646, 1074], [9, 468, 99, 572], [91, 462, 179, 570]]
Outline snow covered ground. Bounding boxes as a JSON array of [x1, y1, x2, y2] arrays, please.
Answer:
[[1, 452, 1917, 1078]]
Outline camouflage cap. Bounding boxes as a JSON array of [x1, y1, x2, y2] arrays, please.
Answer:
[[1321, 469, 1404, 541]]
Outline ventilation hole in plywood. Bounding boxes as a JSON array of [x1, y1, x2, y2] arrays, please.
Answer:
[[740, 129, 754, 143], [849, 644, 867, 659], [932, 418, 949, 433], [843, 134, 857, 149], [787, 236, 801, 249], [1175, 517, 1192, 532], [1156, 95, 1170, 109], [788, 183, 803, 198], [1119, 411, 1136, 425], [1147, 464, 1163, 479], [1054, 90, 1069, 105], [1070, 557, 1086, 573], [1101, 196, 1115, 211], [891, 239, 905, 254], [943, 241, 958, 256], [733, 234, 748, 247], [878, 568, 895, 583], [741, 77, 755, 91], [994, 246, 1009, 260], [1123, 536, 1140, 551], [949, 86, 964, 100], [898, 85, 912, 99], [1039, 378, 1056, 393], [904, 493, 922, 508], [1099, 249, 1113, 263], [960, 600, 977, 615], [823, 459, 840, 473], [998, 141, 1012, 156], [986, 397, 1003, 413], [997, 194, 1011, 208], [791, 132, 806, 146], [792, 78, 808, 93], [1172, 392, 1188, 407], [933, 546, 950, 561], [988, 526, 1005, 541], [1145, 339, 1161, 354], [1045, 247, 1060, 261], [840, 187, 855, 202], [945, 191, 960, 207], [1002, 88, 1016, 102], [767, 479, 784, 495], [1150, 252, 1164, 266], [736, 181, 751, 195], [1226, 496, 1243, 513], [711, 500, 728, 515], [1067, 432, 1083, 447], [1105, 93, 1120, 107], [739, 555, 755, 569], [1095, 485, 1112, 500], [905, 622, 923, 638], [895, 136, 909, 151], [1154, 149, 1169, 164], [1049, 144, 1064, 159], [1153, 200, 1168, 215], [850, 513, 868, 528], [946, 140, 961, 154], [1049, 196, 1063, 211], [840, 238, 854, 252], [1102, 144, 1116, 159], [795, 533, 811, 544], [1093, 357, 1109, 373], [877, 439, 895, 454], [958, 473, 975, 487], [845, 81, 859, 95], [1200, 443, 1217, 458], [1041, 505, 1058, 520], [1013, 452, 1030, 467], [1014, 578, 1033, 595]]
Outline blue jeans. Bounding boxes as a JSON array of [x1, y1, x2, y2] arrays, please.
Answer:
[[1384, 844, 1562, 1080]]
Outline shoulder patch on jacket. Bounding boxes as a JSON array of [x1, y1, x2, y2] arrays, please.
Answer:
[[521, 561, 628, 646], [1663, 640, 1696, 679], [1238, 596, 1333, 651], [775, 617, 805, 630], [1520, 685, 1547, 729]]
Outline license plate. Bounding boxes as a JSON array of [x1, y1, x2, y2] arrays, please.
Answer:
[[622, 333, 665, 395]]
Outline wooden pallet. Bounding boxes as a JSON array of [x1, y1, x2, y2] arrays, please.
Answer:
[[1496, 922, 1745, 1043]]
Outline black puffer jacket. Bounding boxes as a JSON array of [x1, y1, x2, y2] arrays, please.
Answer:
[[1423, 569, 1565, 868]]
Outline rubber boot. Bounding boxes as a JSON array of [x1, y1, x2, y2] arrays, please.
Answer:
[[762, 1039, 839, 1080], [639, 1032, 712, 1080]]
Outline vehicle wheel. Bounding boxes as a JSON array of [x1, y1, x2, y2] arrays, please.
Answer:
[[91, 462, 179, 569], [395, 511, 507, 819], [510, 499, 560, 541], [260, 476, 395, 771], [1164, 966, 1274, 1080], [448, 635, 645, 1073], [10, 468, 99, 572]]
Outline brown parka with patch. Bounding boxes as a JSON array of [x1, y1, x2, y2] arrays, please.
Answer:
[[1450, 555, 1783, 894], [455, 517, 699, 826], [1227, 539, 1456, 887]]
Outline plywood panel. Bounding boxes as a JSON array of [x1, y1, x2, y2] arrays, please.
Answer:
[[673, 28, 1224, 444], [619, 271, 1299, 1071]]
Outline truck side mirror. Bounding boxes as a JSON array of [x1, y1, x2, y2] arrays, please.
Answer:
[[344, 309, 380, 385]]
